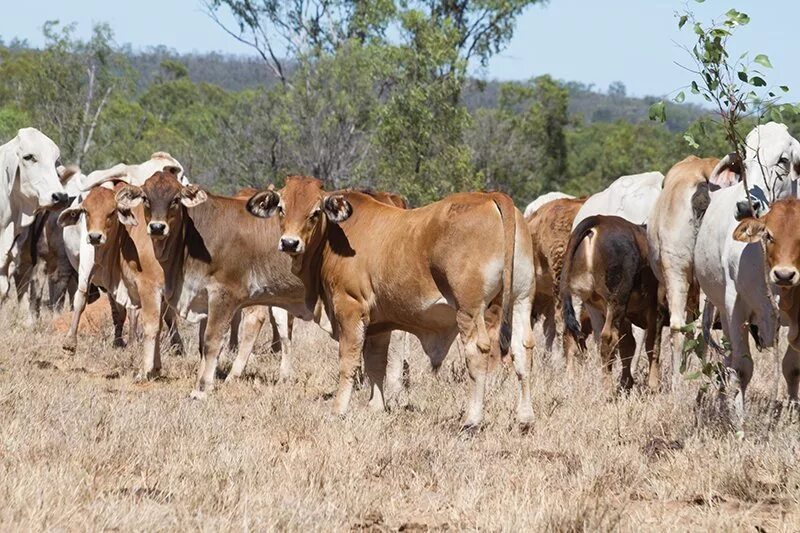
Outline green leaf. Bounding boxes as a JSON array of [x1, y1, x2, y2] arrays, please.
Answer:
[[691, 81, 700, 94], [648, 100, 666, 122], [684, 133, 700, 149], [737, 71, 748, 83], [678, 15, 688, 29], [685, 371, 703, 380], [678, 323, 696, 334], [674, 91, 686, 103], [750, 76, 767, 87], [780, 85, 790, 93], [754, 54, 773, 68]]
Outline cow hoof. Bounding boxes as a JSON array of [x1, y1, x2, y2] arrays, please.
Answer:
[[517, 410, 535, 429], [277, 371, 295, 384], [189, 390, 208, 401], [62, 339, 77, 353], [367, 398, 386, 412], [112, 339, 126, 349], [223, 373, 240, 384], [458, 423, 482, 436]]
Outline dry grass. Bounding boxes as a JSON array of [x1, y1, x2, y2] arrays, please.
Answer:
[[1, 299, 799, 532]]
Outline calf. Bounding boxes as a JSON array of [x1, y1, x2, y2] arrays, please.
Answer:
[[733, 198, 800, 399], [560, 215, 661, 391], [114, 172, 317, 396], [57, 181, 181, 378], [246, 177, 535, 428]]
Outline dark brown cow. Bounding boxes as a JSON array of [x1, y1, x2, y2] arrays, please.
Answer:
[[526, 197, 591, 360], [114, 172, 322, 397], [560, 215, 661, 391], [57, 181, 183, 378], [246, 176, 535, 428]]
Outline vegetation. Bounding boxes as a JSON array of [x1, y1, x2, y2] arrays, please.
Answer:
[[2, 3, 798, 205]]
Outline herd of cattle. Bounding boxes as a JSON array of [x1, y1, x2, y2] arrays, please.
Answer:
[[2, 122, 800, 430]]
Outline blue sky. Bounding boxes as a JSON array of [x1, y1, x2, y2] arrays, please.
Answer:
[[4, 0, 798, 101]]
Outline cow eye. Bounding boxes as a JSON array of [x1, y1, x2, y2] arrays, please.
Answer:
[[170, 197, 180, 208], [143, 198, 151, 208], [22, 154, 35, 162], [778, 157, 790, 167], [309, 209, 321, 220], [278, 206, 285, 218], [764, 231, 775, 243]]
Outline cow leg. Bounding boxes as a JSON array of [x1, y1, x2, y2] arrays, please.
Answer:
[[197, 317, 207, 358], [136, 289, 164, 381], [384, 333, 409, 406], [127, 308, 141, 345], [226, 306, 267, 382], [510, 295, 535, 426], [228, 308, 242, 352], [63, 274, 92, 352], [457, 302, 492, 429], [598, 304, 621, 391], [332, 300, 368, 416], [191, 294, 237, 399], [0, 224, 17, 304], [723, 303, 752, 430], [618, 319, 636, 392], [782, 344, 800, 401], [645, 306, 663, 391], [665, 274, 690, 392], [269, 307, 294, 380], [364, 331, 392, 412], [109, 297, 127, 348], [162, 306, 184, 355]]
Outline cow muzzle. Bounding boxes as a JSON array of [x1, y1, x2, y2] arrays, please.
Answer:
[[147, 221, 169, 237], [87, 232, 106, 246], [279, 236, 304, 254], [770, 266, 800, 287]]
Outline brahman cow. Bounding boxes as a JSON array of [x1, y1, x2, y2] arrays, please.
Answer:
[[0, 128, 68, 304], [246, 176, 535, 428], [561, 215, 661, 391], [524, 191, 574, 219], [647, 155, 741, 389], [571, 171, 664, 229], [694, 123, 800, 426]]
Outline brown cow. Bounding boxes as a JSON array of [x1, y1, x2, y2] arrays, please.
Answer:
[[560, 215, 661, 391], [733, 198, 800, 399], [246, 176, 535, 428], [57, 181, 183, 378], [114, 172, 321, 396], [527, 196, 590, 360]]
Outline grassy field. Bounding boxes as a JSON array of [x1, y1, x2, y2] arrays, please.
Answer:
[[1, 299, 799, 531]]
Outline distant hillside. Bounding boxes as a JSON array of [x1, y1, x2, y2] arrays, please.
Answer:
[[126, 49, 706, 133]]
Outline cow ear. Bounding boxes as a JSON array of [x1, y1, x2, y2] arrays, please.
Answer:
[[733, 218, 767, 243], [246, 190, 281, 218], [323, 195, 352, 224], [57, 206, 83, 228], [115, 185, 144, 210], [180, 185, 207, 207], [709, 152, 742, 188]]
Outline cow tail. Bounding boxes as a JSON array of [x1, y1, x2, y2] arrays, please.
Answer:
[[560, 216, 599, 342], [492, 192, 516, 356]]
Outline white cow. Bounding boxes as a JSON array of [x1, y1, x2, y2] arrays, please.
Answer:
[[523, 191, 574, 219], [694, 123, 800, 427], [79, 151, 189, 190], [647, 155, 741, 389], [572, 171, 664, 229], [0, 128, 67, 302]]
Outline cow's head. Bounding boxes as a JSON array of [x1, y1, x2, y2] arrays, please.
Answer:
[[57, 184, 129, 246], [246, 176, 352, 256], [4, 128, 67, 210], [734, 198, 800, 288], [733, 123, 800, 219], [114, 169, 207, 239]]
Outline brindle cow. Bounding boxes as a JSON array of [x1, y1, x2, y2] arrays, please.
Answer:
[[246, 176, 535, 428], [114, 172, 321, 396], [560, 215, 661, 391], [526, 197, 590, 359], [57, 180, 183, 378]]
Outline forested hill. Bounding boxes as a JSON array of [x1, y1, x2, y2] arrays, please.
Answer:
[[128, 48, 706, 133]]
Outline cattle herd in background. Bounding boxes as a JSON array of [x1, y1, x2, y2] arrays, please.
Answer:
[[2, 122, 800, 431]]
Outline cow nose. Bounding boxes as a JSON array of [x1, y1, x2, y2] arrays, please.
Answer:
[[280, 237, 300, 252], [148, 222, 166, 235], [87, 232, 103, 245], [51, 192, 68, 206], [772, 267, 798, 286]]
